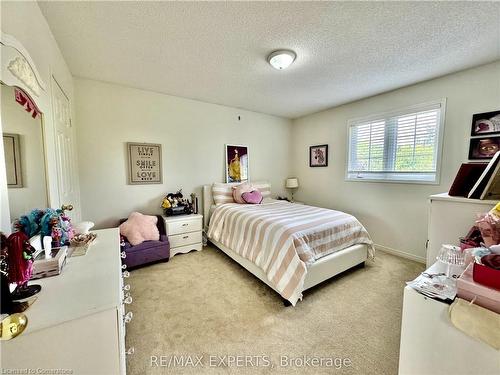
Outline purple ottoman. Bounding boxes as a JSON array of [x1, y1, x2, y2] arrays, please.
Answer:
[[119, 215, 170, 270]]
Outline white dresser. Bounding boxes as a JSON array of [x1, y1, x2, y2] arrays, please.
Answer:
[[427, 193, 497, 266], [0, 228, 130, 374], [164, 214, 203, 257]]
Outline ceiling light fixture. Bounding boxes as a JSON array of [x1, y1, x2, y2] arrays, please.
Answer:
[[267, 50, 296, 70]]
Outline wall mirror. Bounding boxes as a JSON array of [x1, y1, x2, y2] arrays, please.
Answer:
[[1, 82, 48, 223]]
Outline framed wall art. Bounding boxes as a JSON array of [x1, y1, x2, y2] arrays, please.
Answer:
[[225, 144, 249, 183], [468, 137, 500, 160], [309, 144, 328, 167], [127, 142, 162, 184], [471, 110, 500, 136], [3, 133, 23, 187]]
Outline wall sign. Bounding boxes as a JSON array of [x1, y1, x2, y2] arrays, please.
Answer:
[[127, 142, 162, 184]]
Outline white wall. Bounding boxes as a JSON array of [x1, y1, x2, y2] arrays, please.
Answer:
[[292, 61, 500, 262], [0, 1, 78, 232], [75, 78, 292, 228], [2, 85, 48, 219]]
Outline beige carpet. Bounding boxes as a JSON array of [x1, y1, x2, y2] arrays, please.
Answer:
[[125, 246, 424, 375]]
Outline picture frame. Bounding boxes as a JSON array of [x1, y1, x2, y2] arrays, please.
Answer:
[[127, 142, 162, 184], [468, 136, 500, 160], [3, 133, 23, 187], [225, 144, 249, 183], [471, 110, 500, 136], [309, 144, 328, 167]]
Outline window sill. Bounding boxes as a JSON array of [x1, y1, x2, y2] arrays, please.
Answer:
[[345, 176, 439, 185]]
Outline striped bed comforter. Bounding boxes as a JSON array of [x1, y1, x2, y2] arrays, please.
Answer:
[[207, 200, 373, 305]]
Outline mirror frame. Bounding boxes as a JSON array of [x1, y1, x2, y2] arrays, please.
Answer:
[[0, 32, 55, 233]]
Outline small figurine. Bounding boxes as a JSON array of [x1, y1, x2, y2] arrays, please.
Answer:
[[7, 231, 42, 300]]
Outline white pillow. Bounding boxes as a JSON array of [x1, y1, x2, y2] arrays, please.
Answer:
[[212, 183, 237, 205]]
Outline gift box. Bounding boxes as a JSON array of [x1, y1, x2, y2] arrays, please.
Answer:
[[457, 263, 500, 314], [473, 262, 500, 290]]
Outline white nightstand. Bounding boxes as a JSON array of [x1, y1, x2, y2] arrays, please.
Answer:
[[163, 214, 203, 257]]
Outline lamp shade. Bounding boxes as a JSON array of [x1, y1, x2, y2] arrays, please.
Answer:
[[286, 178, 299, 189]]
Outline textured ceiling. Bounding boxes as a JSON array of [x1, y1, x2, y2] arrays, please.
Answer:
[[38, 1, 500, 119]]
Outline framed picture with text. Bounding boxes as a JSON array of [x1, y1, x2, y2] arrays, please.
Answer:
[[127, 142, 162, 184]]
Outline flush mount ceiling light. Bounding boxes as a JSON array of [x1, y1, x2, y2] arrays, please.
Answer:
[[267, 50, 296, 70]]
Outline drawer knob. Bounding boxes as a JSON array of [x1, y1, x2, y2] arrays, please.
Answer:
[[121, 264, 127, 270], [182, 223, 188, 227], [126, 347, 135, 355], [124, 311, 133, 323], [183, 235, 189, 239], [123, 296, 133, 304], [122, 271, 130, 278], [121, 251, 127, 259], [123, 284, 131, 291]]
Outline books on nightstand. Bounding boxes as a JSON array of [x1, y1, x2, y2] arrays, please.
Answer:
[[31, 246, 68, 280]]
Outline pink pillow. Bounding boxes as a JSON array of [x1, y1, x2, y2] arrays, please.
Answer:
[[242, 190, 263, 204], [119, 212, 159, 246], [232, 182, 254, 204]]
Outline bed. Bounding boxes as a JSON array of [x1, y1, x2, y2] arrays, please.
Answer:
[[203, 184, 373, 306]]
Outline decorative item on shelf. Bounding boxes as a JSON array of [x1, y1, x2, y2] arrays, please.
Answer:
[[69, 233, 97, 257], [161, 189, 193, 216], [0, 233, 35, 314], [309, 144, 328, 167], [437, 244, 466, 278], [225, 144, 249, 183], [468, 151, 500, 199], [6, 231, 42, 301], [31, 246, 67, 279], [14, 207, 75, 249], [285, 178, 299, 202], [73, 221, 94, 235]]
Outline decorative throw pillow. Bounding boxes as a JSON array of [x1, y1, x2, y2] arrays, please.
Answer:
[[252, 181, 272, 199], [242, 190, 263, 204], [212, 183, 236, 205], [119, 212, 159, 246], [232, 182, 254, 204]]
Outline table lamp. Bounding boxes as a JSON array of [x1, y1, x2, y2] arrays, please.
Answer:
[[285, 178, 299, 202]]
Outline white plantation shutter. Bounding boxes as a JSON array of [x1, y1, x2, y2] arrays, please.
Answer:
[[347, 101, 444, 183]]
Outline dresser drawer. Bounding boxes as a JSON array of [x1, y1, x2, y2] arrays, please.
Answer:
[[166, 217, 202, 235], [169, 231, 202, 248]]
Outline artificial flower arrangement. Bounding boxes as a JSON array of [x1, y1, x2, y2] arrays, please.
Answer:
[[13, 207, 75, 248]]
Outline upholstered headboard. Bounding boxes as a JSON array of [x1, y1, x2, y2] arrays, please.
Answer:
[[202, 184, 214, 230]]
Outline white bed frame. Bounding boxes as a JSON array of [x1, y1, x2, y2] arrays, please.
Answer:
[[202, 185, 368, 301]]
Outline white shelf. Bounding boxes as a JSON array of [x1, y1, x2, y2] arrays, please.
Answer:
[[429, 192, 498, 205]]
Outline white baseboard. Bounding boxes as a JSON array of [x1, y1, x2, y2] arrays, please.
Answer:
[[375, 244, 426, 264]]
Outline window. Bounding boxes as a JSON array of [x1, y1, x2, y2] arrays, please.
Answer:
[[346, 100, 445, 184]]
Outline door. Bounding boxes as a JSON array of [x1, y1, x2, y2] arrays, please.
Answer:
[[51, 77, 80, 222]]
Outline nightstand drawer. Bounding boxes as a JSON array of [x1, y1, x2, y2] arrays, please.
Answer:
[[169, 231, 202, 248], [166, 217, 202, 235]]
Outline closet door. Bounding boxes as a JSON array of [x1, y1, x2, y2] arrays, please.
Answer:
[[51, 77, 81, 222]]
